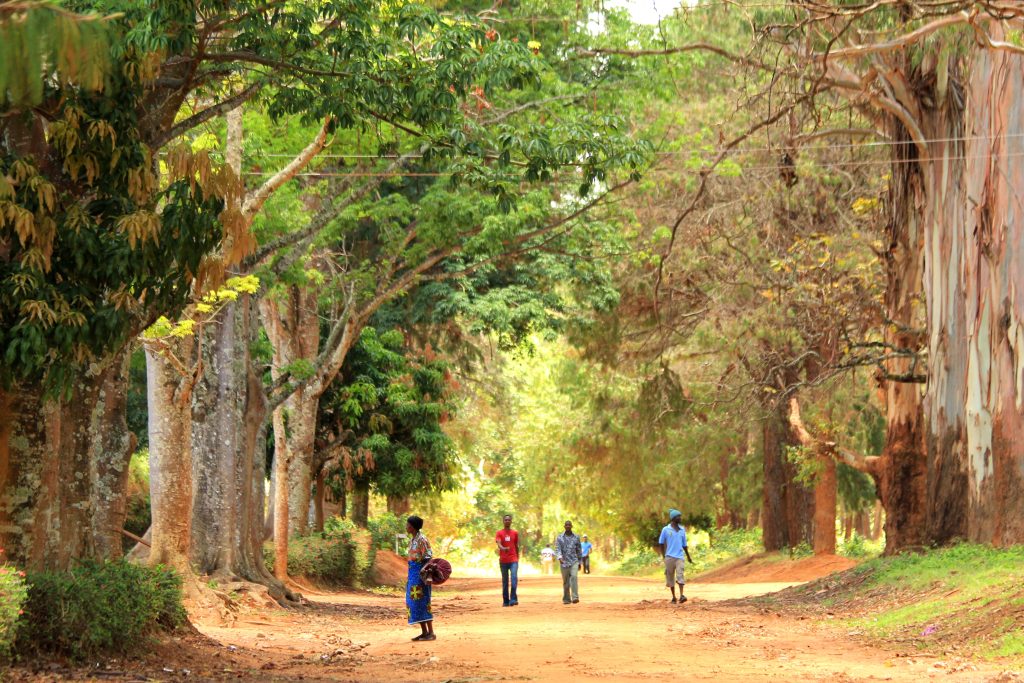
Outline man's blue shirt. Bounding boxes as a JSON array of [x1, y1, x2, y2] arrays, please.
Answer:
[[580, 541, 592, 557], [658, 524, 688, 559]]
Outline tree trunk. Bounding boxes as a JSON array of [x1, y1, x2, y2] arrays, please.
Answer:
[[351, 484, 370, 528], [261, 286, 321, 540], [871, 500, 884, 540], [761, 407, 789, 552], [812, 453, 837, 554], [859, 105, 931, 554], [386, 495, 410, 516], [189, 296, 281, 590], [145, 340, 194, 572], [313, 469, 326, 532], [920, 37, 1024, 545], [762, 397, 814, 551], [785, 397, 837, 555], [855, 510, 871, 538], [0, 350, 137, 571]]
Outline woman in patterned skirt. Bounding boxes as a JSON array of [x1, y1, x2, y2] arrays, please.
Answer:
[[405, 515, 435, 641]]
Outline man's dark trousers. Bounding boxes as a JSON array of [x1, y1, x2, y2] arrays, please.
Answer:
[[500, 562, 519, 605]]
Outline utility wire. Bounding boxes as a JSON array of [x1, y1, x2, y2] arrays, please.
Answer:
[[231, 130, 1024, 161]]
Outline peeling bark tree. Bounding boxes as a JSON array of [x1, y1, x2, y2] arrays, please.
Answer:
[[922, 32, 1024, 545]]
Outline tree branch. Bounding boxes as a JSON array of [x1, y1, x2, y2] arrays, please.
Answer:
[[242, 116, 332, 219], [154, 83, 261, 149]]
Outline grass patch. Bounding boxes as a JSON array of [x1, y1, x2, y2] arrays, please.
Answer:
[[762, 543, 1024, 663]]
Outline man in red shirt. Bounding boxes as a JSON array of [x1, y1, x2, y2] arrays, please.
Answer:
[[495, 514, 520, 606]]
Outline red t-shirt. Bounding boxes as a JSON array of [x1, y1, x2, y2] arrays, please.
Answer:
[[495, 529, 519, 563]]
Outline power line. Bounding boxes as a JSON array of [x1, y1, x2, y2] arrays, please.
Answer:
[[236, 148, 1024, 178], [238, 130, 1024, 162]]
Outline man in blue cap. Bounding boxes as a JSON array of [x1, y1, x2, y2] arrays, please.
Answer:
[[658, 508, 693, 604]]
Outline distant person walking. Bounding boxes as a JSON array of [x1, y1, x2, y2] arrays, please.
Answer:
[[405, 515, 436, 640], [556, 520, 583, 604], [658, 509, 693, 604], [540, 544, 555, 575], [581, 534, 593, 574], [496, 514, 520, 606]]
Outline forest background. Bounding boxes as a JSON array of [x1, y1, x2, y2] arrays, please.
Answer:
[[1, 0, 1023, 660]]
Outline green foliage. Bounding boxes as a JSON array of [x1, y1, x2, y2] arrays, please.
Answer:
[[0, 559, 28, 660], [368, 512, 406, 553], [319, 326, 459, 500], [17, 561, 185, 660], [264, 518, 370, 587], [690, 527, 764, 575], [612, 543, 661, 577], [123, 449, 151, 550], [837, 533, 882, 559]]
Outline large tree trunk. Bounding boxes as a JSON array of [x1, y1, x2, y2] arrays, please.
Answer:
[[145, 340, 194, 572], [350, 484, 370, 528], [761, 407, 790, 552], [922, 36, 1024, 545], [762, 400, 813, 551], [0, 351, 136, 570], [812, 453, 837, 554], [386, 495, 410, 516], [190, 296, 281, 590], [261, 286, 321, 540]]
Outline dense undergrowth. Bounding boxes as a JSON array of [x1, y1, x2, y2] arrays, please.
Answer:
[[759, 544, 1024, 661], [263, 518, 372, 587], [14, 561, 185, 661]]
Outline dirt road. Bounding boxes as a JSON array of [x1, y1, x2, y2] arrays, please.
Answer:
[[177, 571, 1015, 682]]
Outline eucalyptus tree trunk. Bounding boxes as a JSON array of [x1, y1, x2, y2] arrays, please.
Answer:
[[921, 38, 1024, 545], [873, 122, 930, 554], [190, 295, 279, 588], [261, 285, 321, 544], [145, 339, 194, 572], [0, 351, 135, 570]]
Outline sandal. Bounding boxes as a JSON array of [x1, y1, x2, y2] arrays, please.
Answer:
[[421, 633, 436, 641]]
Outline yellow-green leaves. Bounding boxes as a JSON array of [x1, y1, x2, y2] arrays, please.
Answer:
[[142, 276, 261, 341]]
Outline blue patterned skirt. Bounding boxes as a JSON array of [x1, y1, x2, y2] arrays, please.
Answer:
[[406, 560, 433, 624]]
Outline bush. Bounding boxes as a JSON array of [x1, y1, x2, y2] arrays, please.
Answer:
[[838, 533, 882, 559], [0, 560, 28, 660], [368, 512, 406, 552], [265, 518, 370, 587], [613, 543, 662, 576], [17, 561, 185, 660]]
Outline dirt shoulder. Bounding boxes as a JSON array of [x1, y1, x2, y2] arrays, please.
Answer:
[[5, 560, 1021, 682]]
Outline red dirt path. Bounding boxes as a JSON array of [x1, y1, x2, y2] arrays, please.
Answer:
[[8, 558, 1020, 682]]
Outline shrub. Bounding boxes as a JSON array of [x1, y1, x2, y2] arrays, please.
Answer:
[[367, 512, 406, 552], [265, 518, 370, 587], [613, 543, 662, 576], [17, 561, 185, 660], [0, 560, 28, 660]]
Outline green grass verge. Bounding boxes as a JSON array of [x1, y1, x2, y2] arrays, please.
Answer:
[[783, 543, 1024, 661]]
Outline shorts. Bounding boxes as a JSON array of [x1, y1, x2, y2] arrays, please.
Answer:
[[664, 556, 686, 587]]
